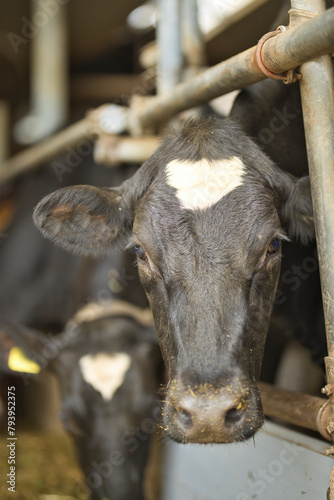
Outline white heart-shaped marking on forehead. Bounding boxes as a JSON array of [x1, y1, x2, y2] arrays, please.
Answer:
[[165, 157, 245, 210]]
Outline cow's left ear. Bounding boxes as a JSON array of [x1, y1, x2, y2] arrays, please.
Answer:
[[33, 157, 158, 257], [280, 175, 315, 244], [33, 185, 133, 257]]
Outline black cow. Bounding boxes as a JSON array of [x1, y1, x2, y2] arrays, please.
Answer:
[[33, 73, 317, 445], [0, 301, 162, 500]]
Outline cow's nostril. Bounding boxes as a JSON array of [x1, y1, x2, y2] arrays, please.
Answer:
[[177, 408, 193, 430], [225, 407, 244, 428]]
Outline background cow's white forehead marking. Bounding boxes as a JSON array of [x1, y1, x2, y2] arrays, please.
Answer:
[[165, 157, 245, 210], [79, 352, 131, 401]]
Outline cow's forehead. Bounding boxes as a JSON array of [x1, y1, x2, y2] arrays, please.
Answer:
[[134, 171, 279, 263], [133, 117, 281, 252]]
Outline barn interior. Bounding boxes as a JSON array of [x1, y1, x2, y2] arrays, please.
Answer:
[[0, 1, 334, 499]]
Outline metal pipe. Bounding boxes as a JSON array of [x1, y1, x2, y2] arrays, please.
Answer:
[[181, 0, 206, 69], [0, 131, 160, 184], [292, 0, 334, 422], [131, 6, 334, 131], [259, 382, 332, 441], [14, 0, 68, 144], [94, 135, 160, 166], [138, 0, 270, 69], [288, 0, 334, 495], [262, 2, 334, 73], [0, 119, 92, 185], [156, 0, 183, 94], [293, 0, 334, 362], [0, 104, 130, 185], [2, 5, 334, 181], [132, 46, 261, 132]]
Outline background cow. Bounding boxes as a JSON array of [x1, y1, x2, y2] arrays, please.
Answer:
[[0, 301, 163, 500]]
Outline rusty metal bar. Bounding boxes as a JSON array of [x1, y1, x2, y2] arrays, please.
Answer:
[[132, 6, 334, 131], [259, 382, 331, 441], [262, 1, 334, 73]]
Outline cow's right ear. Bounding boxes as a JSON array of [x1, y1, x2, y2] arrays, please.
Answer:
[[33, 185, 134, 257]]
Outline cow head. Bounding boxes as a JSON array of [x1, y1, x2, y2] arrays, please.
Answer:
[[0, 311, 162, 500], [34, 117, 314, 444]]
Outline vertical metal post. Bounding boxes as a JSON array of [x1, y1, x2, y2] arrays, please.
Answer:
[[14, 0, 68, 144], [290, 0, 334, 495], [180, 0, 206, 71], [156, 0, 183, 94]]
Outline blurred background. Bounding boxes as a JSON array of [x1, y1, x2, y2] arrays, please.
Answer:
[[1, 1, 327, 500]]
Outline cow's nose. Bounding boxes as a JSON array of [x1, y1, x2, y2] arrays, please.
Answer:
[[175, 393, 245, 440], [164, 383, 263, 443]]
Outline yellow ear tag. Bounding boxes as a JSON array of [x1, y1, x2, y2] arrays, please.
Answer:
[[8, 347, 41, 374]]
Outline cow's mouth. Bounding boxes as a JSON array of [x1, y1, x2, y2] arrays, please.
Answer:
[[162, 380, 264, 444]]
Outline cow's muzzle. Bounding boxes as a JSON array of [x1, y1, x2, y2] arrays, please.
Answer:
[[162, 379, 264, 443]]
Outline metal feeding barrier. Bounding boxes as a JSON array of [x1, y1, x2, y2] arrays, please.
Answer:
[[1, 0, 334, 494], [2, 3, 333, 176]]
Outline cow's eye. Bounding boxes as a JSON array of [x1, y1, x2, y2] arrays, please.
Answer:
[[266, 238, 280, 257], [134, 245, 148, 262]]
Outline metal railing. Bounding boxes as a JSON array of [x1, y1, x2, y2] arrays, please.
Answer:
[[1, 4, 333, 181]]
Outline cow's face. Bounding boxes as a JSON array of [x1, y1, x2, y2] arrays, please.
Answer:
[[132, 176, 285, 443], [34, 118, 314, 444]]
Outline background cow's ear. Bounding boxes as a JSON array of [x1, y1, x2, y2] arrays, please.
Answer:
[[281, 175, 315, 245], [33, 185, 133, 257], [0, 321, 47, 376]]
